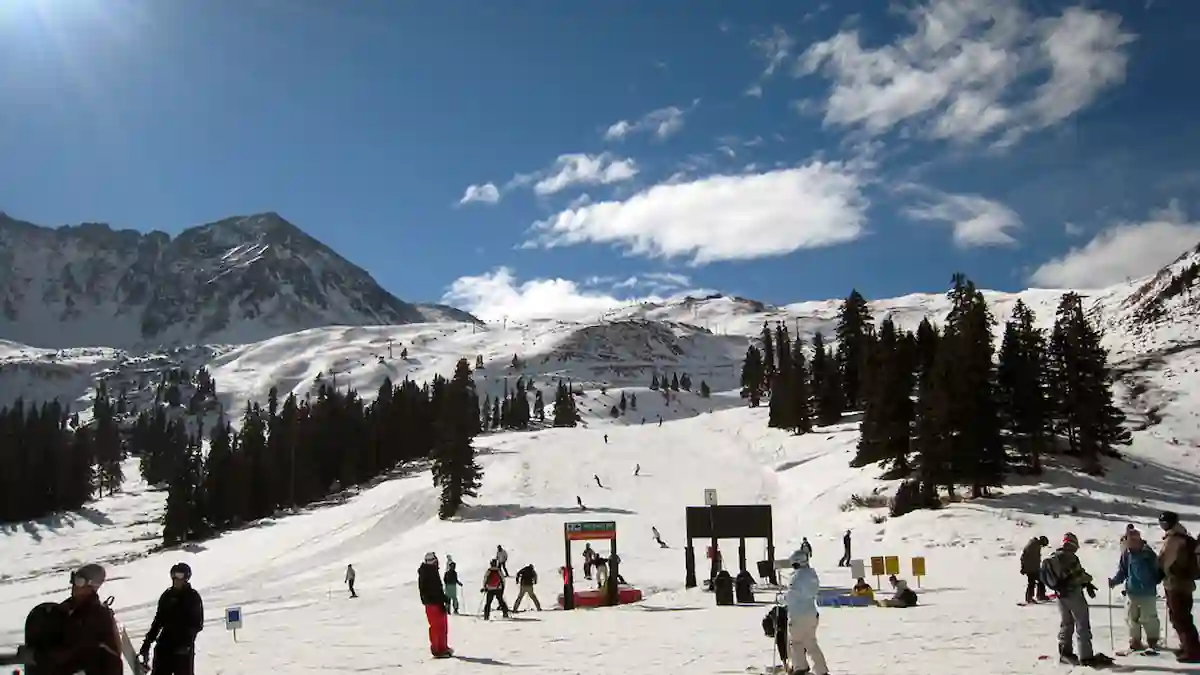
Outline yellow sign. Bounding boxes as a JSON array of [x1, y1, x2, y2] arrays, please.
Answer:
[[884, 555, 900, 576], [869, 556, 885, 576], [912, 556, 926, 577]]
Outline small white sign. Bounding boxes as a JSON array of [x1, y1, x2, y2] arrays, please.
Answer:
[[849, 559, 865, 579], [225, 606, 243, 631], [703, 489, 718, 506]]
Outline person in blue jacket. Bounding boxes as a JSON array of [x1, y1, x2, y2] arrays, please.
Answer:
[[1108, 528, 1162, 652], [784, 549, 829, 675]]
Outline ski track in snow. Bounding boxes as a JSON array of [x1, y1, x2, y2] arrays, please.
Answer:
[[3, 277, 1200, 673]]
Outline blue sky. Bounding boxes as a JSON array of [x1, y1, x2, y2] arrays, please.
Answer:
[[3, 0, 1200, 321]]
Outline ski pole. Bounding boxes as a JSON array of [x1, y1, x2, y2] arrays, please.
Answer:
[[1107, 586, 1115, 654]]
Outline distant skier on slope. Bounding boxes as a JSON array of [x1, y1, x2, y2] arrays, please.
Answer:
[[594, 474, 604, 488], [657, 415, 662, 427], [418, 552, 452, 658], [634, 463, 640, 476], [837, 530, 851, 567], [1041, 532, 1110, 666], [345, 564, 358, 598], [1108, 528, 1161, 653], [799, 538, 812, 559], [652, 526, 667, 548], [576, 495, 587, 510], [785, 549, 829, 675], [513, 564, 542, 612], [1021, 536, 1051, 604], [141, 562, 204, 675], [495, 545, 510, 577], [604, 434, 608, 444], [443, 561, 463, 615], [481, 560, 511, 620]]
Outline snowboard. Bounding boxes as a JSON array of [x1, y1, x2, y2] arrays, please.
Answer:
[[116, 621, 147, 675], [1115, 649, 1158, 657]]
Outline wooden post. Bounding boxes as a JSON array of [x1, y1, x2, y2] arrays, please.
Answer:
[[738, 538, 747, 573], [607, 537, 620, 607], [563, 528, 575, 610], [684, 544, 697, 588]]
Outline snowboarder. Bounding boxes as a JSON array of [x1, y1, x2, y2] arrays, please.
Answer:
[[495, 545, 510, 577], [657, 415, 662, 427], [785, 549, 829, 675], [481, 560, 511, 620], [1021, 535, 1051, 603], [593, 474, 603, 488], [582, 543, 596, 580], [32, 563, 122, 675], [652, 526, 667, 548], [443, 561, 463, 614], [140, 562, 204, 675], [418, 552, 452, 658], [799, 538, 812, 559], [634, 463, 640, 476], [513, 564, 542, 612], [576, 495, 586, 510], [837, 530, 851, 567], [604, 434, 608, 444], [1108, 528, 1161, 652], [345, 564, 357, 598], [878, 575, 918, 607], [1041, 532, 1110, 666], [1156, 511, 1200, 662]]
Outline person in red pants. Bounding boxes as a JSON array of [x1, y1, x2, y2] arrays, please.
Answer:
[[418, 552, 452, 658]]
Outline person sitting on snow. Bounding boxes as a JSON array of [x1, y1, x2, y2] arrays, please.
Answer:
[[1109, 528, 1161, 653], [851, 577, 874, 602], [878, 575, 918, 608]]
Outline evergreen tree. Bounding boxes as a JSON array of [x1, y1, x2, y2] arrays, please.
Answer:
[[670, 373, 680, 392], [534, 390, 546, 422], [789, 339, 812, 434], [835, 289, 874, 409], [996, 300, 1050, 474], [811, 333, 843, 425], [650, 373, 660, 391], [680, 374, 692, 391], [610, 405, 620, 418], [740, 346, 764, 407], [92, 382, 123, 496], [760, 323, 776, 383], [700, 380, 711, 398], [850, 319, 914, 476], [431, 359, 484, 519], [619, 392, 628, 413], [552, 380, 580, 427], [769, 324, 794, 429], [162, 436, 204, 545]]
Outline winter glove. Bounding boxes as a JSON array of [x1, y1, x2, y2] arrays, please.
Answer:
[[1084, 583, 1097, 599], [138, 641, 151, 660]]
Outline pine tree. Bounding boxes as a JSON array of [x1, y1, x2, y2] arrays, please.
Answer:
[[552, 380, 580, 427], [835, 289, 874, 410], [789, 339, 812, 434], [92, 382, 123, 496], [162, 437, 204, 545], [760, 323, 776, 384], [619, 391, 628, 412], [769, 324, 794, 429], [650, 373, 660, 391], [996, 300, 1050, 474], [740, 346, 764, 407], [680, 374, 692, 391], [432, 359, 484, 519], [811, 333, 843, 425], [700, 380, 711, 398], [670, 373, 680, 391], [610, 405, 619, 418], [850, 319, 913, 476]]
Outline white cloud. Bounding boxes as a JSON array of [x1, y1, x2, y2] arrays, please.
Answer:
[[1064, 222, 1085, 237], [798, 0, 1133, 146], [524, 163, 868, 265], [900, 185, 1023, 247], [458, 183, 500, 205], [744, 84, 764, 98], [603, 103, 693, 141], [1030, 202, 1200, 288], [441, 267, 709, 322], [532, 154, 639, 196], [752, 26, 796, 78]]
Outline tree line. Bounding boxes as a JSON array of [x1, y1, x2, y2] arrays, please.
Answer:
[[740, 277, 1130, 516]]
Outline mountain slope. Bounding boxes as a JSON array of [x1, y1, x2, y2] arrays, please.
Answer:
[[0, 212, 478, 349]]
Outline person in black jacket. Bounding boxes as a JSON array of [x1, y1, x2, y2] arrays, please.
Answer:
[[38, 563, 123, 675], [513, 564, 542, 612], [139, 562, 204, 675], [442, 561, 463, 615], [418, 553, 452, 658]]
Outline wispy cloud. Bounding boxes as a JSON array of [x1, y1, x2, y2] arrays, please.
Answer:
[[797, 0, 1134, 147], [458, 183, 500, 205], [442, 266, 710, 322], [745, 26, 796, 96], [603, 102, 698, 142], [533, 154, 639, 196], [523, 162, 868, 265], [898, 184, 1023, 247], [1030, 201, 1200, 288]]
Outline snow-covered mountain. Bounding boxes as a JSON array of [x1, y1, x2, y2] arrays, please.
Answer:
[[0, 211, 479, 349]]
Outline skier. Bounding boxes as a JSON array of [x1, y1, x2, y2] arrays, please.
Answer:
[[837, 530, 851, 567], [1156, 511, 1200, 662], [604, 434, 608, 444], [593, 554, 609, 588], [634, 463, 641, 476], [652, 526, 667, 548], [576, 495, 587, 510], [1041, 532, 1111, 666], [1021, 535, 1051, 604], [785, 549, 829, 675], [345, 564, 358, 598], [495, 545, 510, 577], [1108, 528, 1161, 653], [481, 560, 511, 620], [513, 564, 543, 612], [799, 538, 812, 559], [418, 552, 452, 658], [657, 415, 662, 426], [582, 543, 596, 580], [443, 561, 463, 615], [33, 563, 122, 675], [139, 562, 204, 675], [594, 474, 604, 488]]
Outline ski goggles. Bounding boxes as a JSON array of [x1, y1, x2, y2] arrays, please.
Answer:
[[172, 572, 188, 581]]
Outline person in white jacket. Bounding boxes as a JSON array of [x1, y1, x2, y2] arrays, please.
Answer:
[[784, 549, 829, 675]]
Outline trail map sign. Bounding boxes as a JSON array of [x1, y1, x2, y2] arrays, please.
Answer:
[[563, 521, 620, 609], [565, 521, 616, 541]]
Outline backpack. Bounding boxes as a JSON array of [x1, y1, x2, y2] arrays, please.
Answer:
[[485, 570, 502, 590], [1040, 554, 1064, 592], [24, 602, 70, 665], [1183, 534, 1200, 581]]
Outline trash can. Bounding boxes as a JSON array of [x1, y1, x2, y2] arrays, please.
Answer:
[[756, 560, 773, 579], [735, 570, 755, 603], [714, 570, 734, 606]]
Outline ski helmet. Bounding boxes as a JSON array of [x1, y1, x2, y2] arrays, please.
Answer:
[[72, 563, 106, 589], [1159, 511, 1179, 528], [424, 552, 438, 565], [170, 562, 192, 581]]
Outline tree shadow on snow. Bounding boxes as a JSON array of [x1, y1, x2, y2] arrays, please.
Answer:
[[457, 504, 636, 521]]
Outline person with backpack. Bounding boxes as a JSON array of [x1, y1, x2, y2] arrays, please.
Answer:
[[1021, 535, 1051, 604], [138, 563, 204, 675], [481, 560, 510, 620], [512, 564, 542, 612], [418, 552, 452, 658], [27, 563, 123, 675], [1156, 511, 1200, 662], [1041, 532, 1111, 666], [1108, 528, 1161, 653], [442, 561, 463, 615]]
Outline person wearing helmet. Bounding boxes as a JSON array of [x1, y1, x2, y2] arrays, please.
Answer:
[[35, 563, 123, 675], [1021, 535, 1051, 603], [139, 562, 204, 675], [418, 552, 452, 658], [784, 549, 828, 675]]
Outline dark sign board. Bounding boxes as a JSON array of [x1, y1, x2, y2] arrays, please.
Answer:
[[685, 505, 772, 539]]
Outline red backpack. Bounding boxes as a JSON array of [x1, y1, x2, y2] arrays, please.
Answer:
[[485, 569, 502, 590]]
